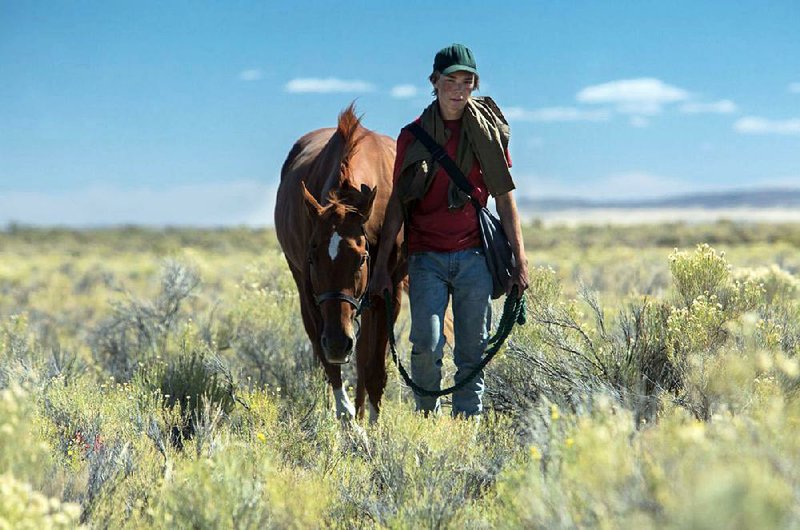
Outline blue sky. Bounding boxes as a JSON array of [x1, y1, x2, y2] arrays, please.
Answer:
[[1, 0, 798, 226]]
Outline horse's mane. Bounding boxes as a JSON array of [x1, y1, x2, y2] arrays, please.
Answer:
[[315, 102, 367, 223], [321, 195, 361, 222], [336, 102, 363, 187], [293, 103, 369, 223]]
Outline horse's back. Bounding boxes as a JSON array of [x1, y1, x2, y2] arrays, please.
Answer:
[[279, 128, 336, 184], [275, 127, 337, 269]]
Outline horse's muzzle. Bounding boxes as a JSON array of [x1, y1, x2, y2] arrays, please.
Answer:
[[321, 333, 354, 364]]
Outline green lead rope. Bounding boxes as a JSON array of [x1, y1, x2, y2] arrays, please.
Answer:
[[384, 287, 527, 398]]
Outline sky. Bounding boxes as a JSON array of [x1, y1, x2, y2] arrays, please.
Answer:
[[1, 0, 799, 226]]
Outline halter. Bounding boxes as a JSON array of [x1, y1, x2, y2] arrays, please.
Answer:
[[311, 228, 372, 337]]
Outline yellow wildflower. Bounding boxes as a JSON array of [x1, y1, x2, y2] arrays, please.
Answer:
[[565, 437, 574, 448], [256, 432, 267, 443], [529, 446, 542, 460], [550, 404, 560, 421]]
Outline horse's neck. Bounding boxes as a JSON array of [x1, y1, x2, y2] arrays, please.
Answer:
[[318, 135, 350, 205], [320, 175, 339, 205]]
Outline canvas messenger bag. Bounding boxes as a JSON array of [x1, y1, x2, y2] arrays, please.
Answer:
[[405, 122, 515, 299]]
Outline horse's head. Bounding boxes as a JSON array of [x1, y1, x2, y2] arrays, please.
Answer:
[[302, 181, 376, 364]]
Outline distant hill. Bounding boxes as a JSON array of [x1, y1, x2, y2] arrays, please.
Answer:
[[518, 188, 800, 212]]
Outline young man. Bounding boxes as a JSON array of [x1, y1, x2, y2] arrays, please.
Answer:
[[370, 44, 529, 417]]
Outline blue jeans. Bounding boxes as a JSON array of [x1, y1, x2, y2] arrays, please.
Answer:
[[408, 248, 493, 417]]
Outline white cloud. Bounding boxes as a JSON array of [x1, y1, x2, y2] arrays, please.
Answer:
[[238, 69, 263, 81], [789, 82, 800, 94], [390, 84, 418, 99], [285, 78, 375, 94], [734, 116, 800, 135], [0, 180, 277, 227], [679, 99, 737, 114], [576, 78, 690, 115], [616, 101, 665, 115], [511, 78, 734, 125], [504, 106, 611, 122]]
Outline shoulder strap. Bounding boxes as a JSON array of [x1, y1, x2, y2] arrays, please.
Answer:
[[405, 122, 477, 202]]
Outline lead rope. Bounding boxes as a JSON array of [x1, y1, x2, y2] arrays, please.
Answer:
[[384, 287, 526, 398]]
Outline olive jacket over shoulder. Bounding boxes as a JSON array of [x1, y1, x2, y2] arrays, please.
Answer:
[[395, 96, 515, 221]]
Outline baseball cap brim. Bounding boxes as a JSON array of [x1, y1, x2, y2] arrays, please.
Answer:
[[440, 64, 478, 76]]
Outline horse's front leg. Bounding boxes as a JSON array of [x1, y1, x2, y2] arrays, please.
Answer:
[[293, 268, 355, 421], [354, 307, 376, 422], [321, 357, 354, 420], [357, 292, 397, 424]]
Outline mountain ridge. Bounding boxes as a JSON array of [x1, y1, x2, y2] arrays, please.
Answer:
[[517, 187, 800, 212]]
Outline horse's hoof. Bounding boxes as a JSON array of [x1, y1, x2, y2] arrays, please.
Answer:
[[368, 401, 379, 424]]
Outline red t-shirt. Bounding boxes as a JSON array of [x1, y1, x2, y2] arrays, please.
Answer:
[[393, 118, 512, 254]]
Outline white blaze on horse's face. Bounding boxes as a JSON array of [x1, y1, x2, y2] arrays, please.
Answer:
[[328, 231, 343, 261]]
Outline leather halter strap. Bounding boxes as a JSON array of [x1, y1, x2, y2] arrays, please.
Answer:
[[313, 291, 364, 312]]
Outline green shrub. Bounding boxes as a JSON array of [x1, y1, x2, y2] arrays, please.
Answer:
[[487, 267, 675, 424], [736, 265, 800, 356], [0, 314, 40, 389], [0, 382, 82, 528], [225, 258, 318, 392], [669, 244, 732, 307], [91, 260, 201, 380], [0, 473, 82, 530], [148, 445, 329, 530], [0, 383, 53, 488], [495, 392, 799, 529], [4, 225, 800, 529], [137, 328, 236, 449]]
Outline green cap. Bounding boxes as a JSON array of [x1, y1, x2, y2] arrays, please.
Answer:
[[433, 43, 478, 76]]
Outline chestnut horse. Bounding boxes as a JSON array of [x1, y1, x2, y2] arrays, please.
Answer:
[[275, 104, 404, 421]]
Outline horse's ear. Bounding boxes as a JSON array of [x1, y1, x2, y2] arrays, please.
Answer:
[[358, 184, 377, 222], [301, 181, 323, 219]]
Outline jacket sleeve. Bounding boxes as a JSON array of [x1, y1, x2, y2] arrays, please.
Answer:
[[392, 129, 415, 185]]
